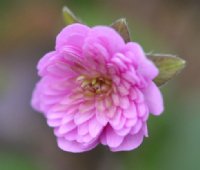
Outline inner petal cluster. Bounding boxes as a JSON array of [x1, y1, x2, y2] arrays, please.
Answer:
[[77, 75, 112, 97]]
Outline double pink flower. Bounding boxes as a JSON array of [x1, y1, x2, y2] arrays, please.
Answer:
[[31, 23, 163, 152]]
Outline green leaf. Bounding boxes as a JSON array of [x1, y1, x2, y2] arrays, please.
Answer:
[[147, 54, 186, 86], [62, 6, 81, 25], [111, 18, 131, 43]]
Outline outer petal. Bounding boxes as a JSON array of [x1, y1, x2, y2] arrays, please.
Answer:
[[125, 42, 158, 79], [57, 137, 98, 153], [31, 81, 44, 112], [56, 23, 90, 51], [142, 82, 164, 115], [110, 130, 144, 152], [89, 117, 104, 137], [37, 51, 58, 77], [105, 126, 124, 148], [85, 26, 125, 56]]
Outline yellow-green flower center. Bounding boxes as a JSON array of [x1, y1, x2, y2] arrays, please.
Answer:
[[77, 75, 112, 97]]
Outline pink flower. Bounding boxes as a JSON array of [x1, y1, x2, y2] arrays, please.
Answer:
[[31, 23, 163, 152]]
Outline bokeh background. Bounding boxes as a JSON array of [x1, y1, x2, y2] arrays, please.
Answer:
[[0, 0, 200, 169]]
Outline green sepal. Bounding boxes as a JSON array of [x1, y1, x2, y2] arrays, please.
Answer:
[[147, 54, 186, 86], [111, 18, 131, 43], [62, 6, 81, 25]]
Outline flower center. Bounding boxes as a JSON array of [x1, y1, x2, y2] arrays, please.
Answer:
[[76, 75, 112, 97]]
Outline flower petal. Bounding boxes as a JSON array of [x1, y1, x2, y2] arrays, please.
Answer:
[[74, 111, 93, 125], [78, 123, 89, 136], [88, 26, 125, 55], [57, 137, 98, 153], [56, 23, 90, 50], [125, 42, 158, 79], [89, 117, 104, 137], [119, 96, 130, 109], [96, 110, 108, 126], [122, 102, 137, 118], [58, 121, 76, 134], [110, 130, 144, 151], [142, 82, 164, 115], [105, 126, 124, 148]]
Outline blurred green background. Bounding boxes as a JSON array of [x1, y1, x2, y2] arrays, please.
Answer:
[[0, 0, 199, 170]]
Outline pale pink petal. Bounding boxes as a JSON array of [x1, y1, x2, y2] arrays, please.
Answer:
[[64, 129, 78, 141], [137, 103, 148, 118], [134, 88, 145, 103], [142, 82, 164, 115], [115, 127, 131, 136], [130, 119, 143, 134], [115, 52, 132, 63], [121, 70, 139, 85], [105, 126, 124, 148], [111, 93, 120, 106], [82, 43, 109, 72], [117, 84, 129, 96], [106, 106, 117, 118], [109, 109, 122, 127], [95, 99, 106, 112], [110, 131, 144, 151], [47, 119, 61, 127], [77, 123, 89, 136], [81, 134, 94, 143], [125, 117, 138, 127], [88, 26, 125, 55], [104, 96, 113, 109], [111, 57, 128, 71], [95, 110, 108, 126], [57, 137, 98, 153], [125, 42, 158, 79], [56, 24, 90, 50], [58, 121, 76, 134], [79, 101, 95, 113], [74, 111, 93, 125], [61, 114, 74, 124], [142, 123, 148, 137], [47, 111, 64, 119], [122, 102, 137, 118], [49, 104, 69, 112], [110, 116, 126, 130], [119, 96, 130, 109], [89, 117, 104, 137], [129, 87, 137, 100], [31, 83, 43, 112], [37, 51, 57, 76]]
